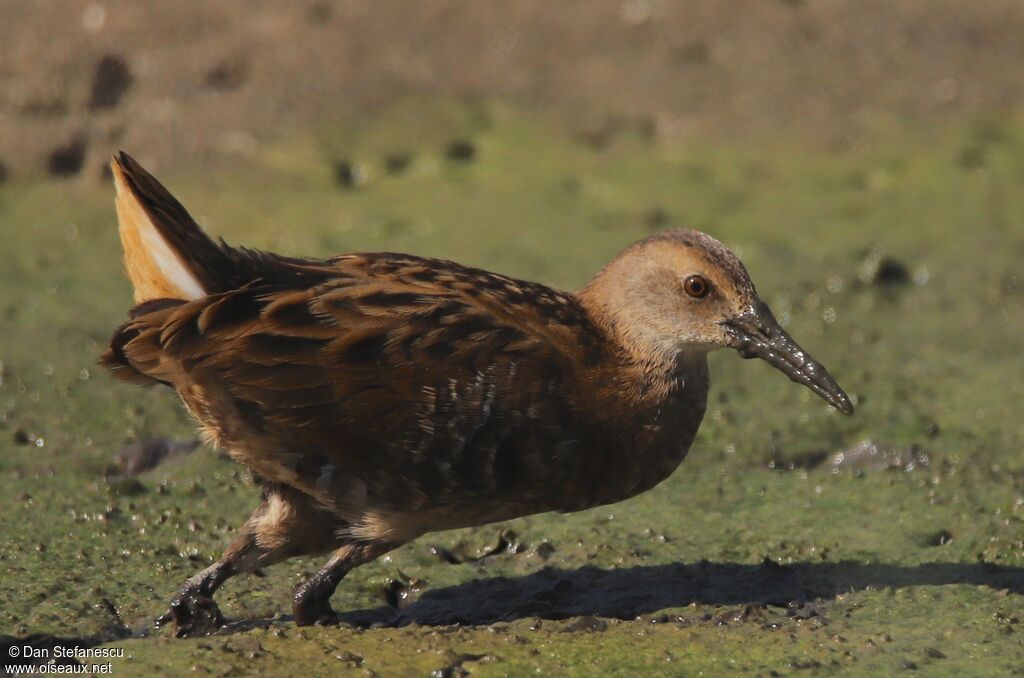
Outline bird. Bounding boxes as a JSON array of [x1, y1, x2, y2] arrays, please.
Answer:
[[100, 151, 853, 637]]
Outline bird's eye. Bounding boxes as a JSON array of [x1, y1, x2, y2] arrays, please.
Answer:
[[684, 275, 710, 298]]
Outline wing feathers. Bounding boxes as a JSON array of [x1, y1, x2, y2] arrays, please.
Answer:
[[102, 250, 605, 513]]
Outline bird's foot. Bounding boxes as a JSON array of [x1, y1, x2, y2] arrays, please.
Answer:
[[292, 594, 338, 627], [156, 590, 225, 638]]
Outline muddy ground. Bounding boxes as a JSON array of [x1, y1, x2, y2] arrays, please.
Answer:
[[1, 2, 1023, 676]]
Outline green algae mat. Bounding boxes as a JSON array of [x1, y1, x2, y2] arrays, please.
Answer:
[[1, 104, 1022, 675]]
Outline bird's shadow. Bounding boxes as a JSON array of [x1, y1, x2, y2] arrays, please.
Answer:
[[9, 559, 1017, 658], [225, 559, 1024, 633]]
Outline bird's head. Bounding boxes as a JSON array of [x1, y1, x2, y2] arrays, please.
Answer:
[[581, 229, 853, 414]]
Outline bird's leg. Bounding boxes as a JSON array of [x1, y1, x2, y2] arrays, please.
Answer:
[[158, 485, 345, 638], [156, 528, 253, 638], [293, 540, 399, 626]]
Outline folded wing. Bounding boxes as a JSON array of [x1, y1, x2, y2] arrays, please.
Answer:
[[103, 255, 602, 519]]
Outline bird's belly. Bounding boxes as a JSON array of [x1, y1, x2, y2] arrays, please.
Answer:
[[189, 370, 707, 540], [346, 419, 700, 539], [341, 437, 696, 541]]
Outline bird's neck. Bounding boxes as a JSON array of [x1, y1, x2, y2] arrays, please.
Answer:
[[576, 261, 711, 406], [566, 289, 711, 510]]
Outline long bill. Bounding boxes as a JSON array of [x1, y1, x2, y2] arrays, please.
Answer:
[[723, 302, 854, 415]]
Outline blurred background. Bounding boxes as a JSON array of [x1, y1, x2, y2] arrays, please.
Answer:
[[1, 2, 1022, 675], [5, 0, 1024, 175]]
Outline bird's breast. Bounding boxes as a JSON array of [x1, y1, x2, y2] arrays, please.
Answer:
[[557, 362, 710, 513]]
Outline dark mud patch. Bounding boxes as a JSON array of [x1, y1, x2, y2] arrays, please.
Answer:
[[12, 429, 40, 446], [333, 159, 368, 189], [112, 437, 200, 476], [444, 140, 476, 162], [644, 207, 671, 231], [47, 136, 87, 177], [430, 652, 497, 677], [558, 615, 608, 632], [428, 529, 524, 565], [88, 55, 133, 111], [205, 56, 249, 91], [306, 2, 334, 25], [858, 250, 911, 286], [711, 603, 769, 625], [767, 448, 832, 471], [383, 152, 413, 174], [925, 529, 954, 547]]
